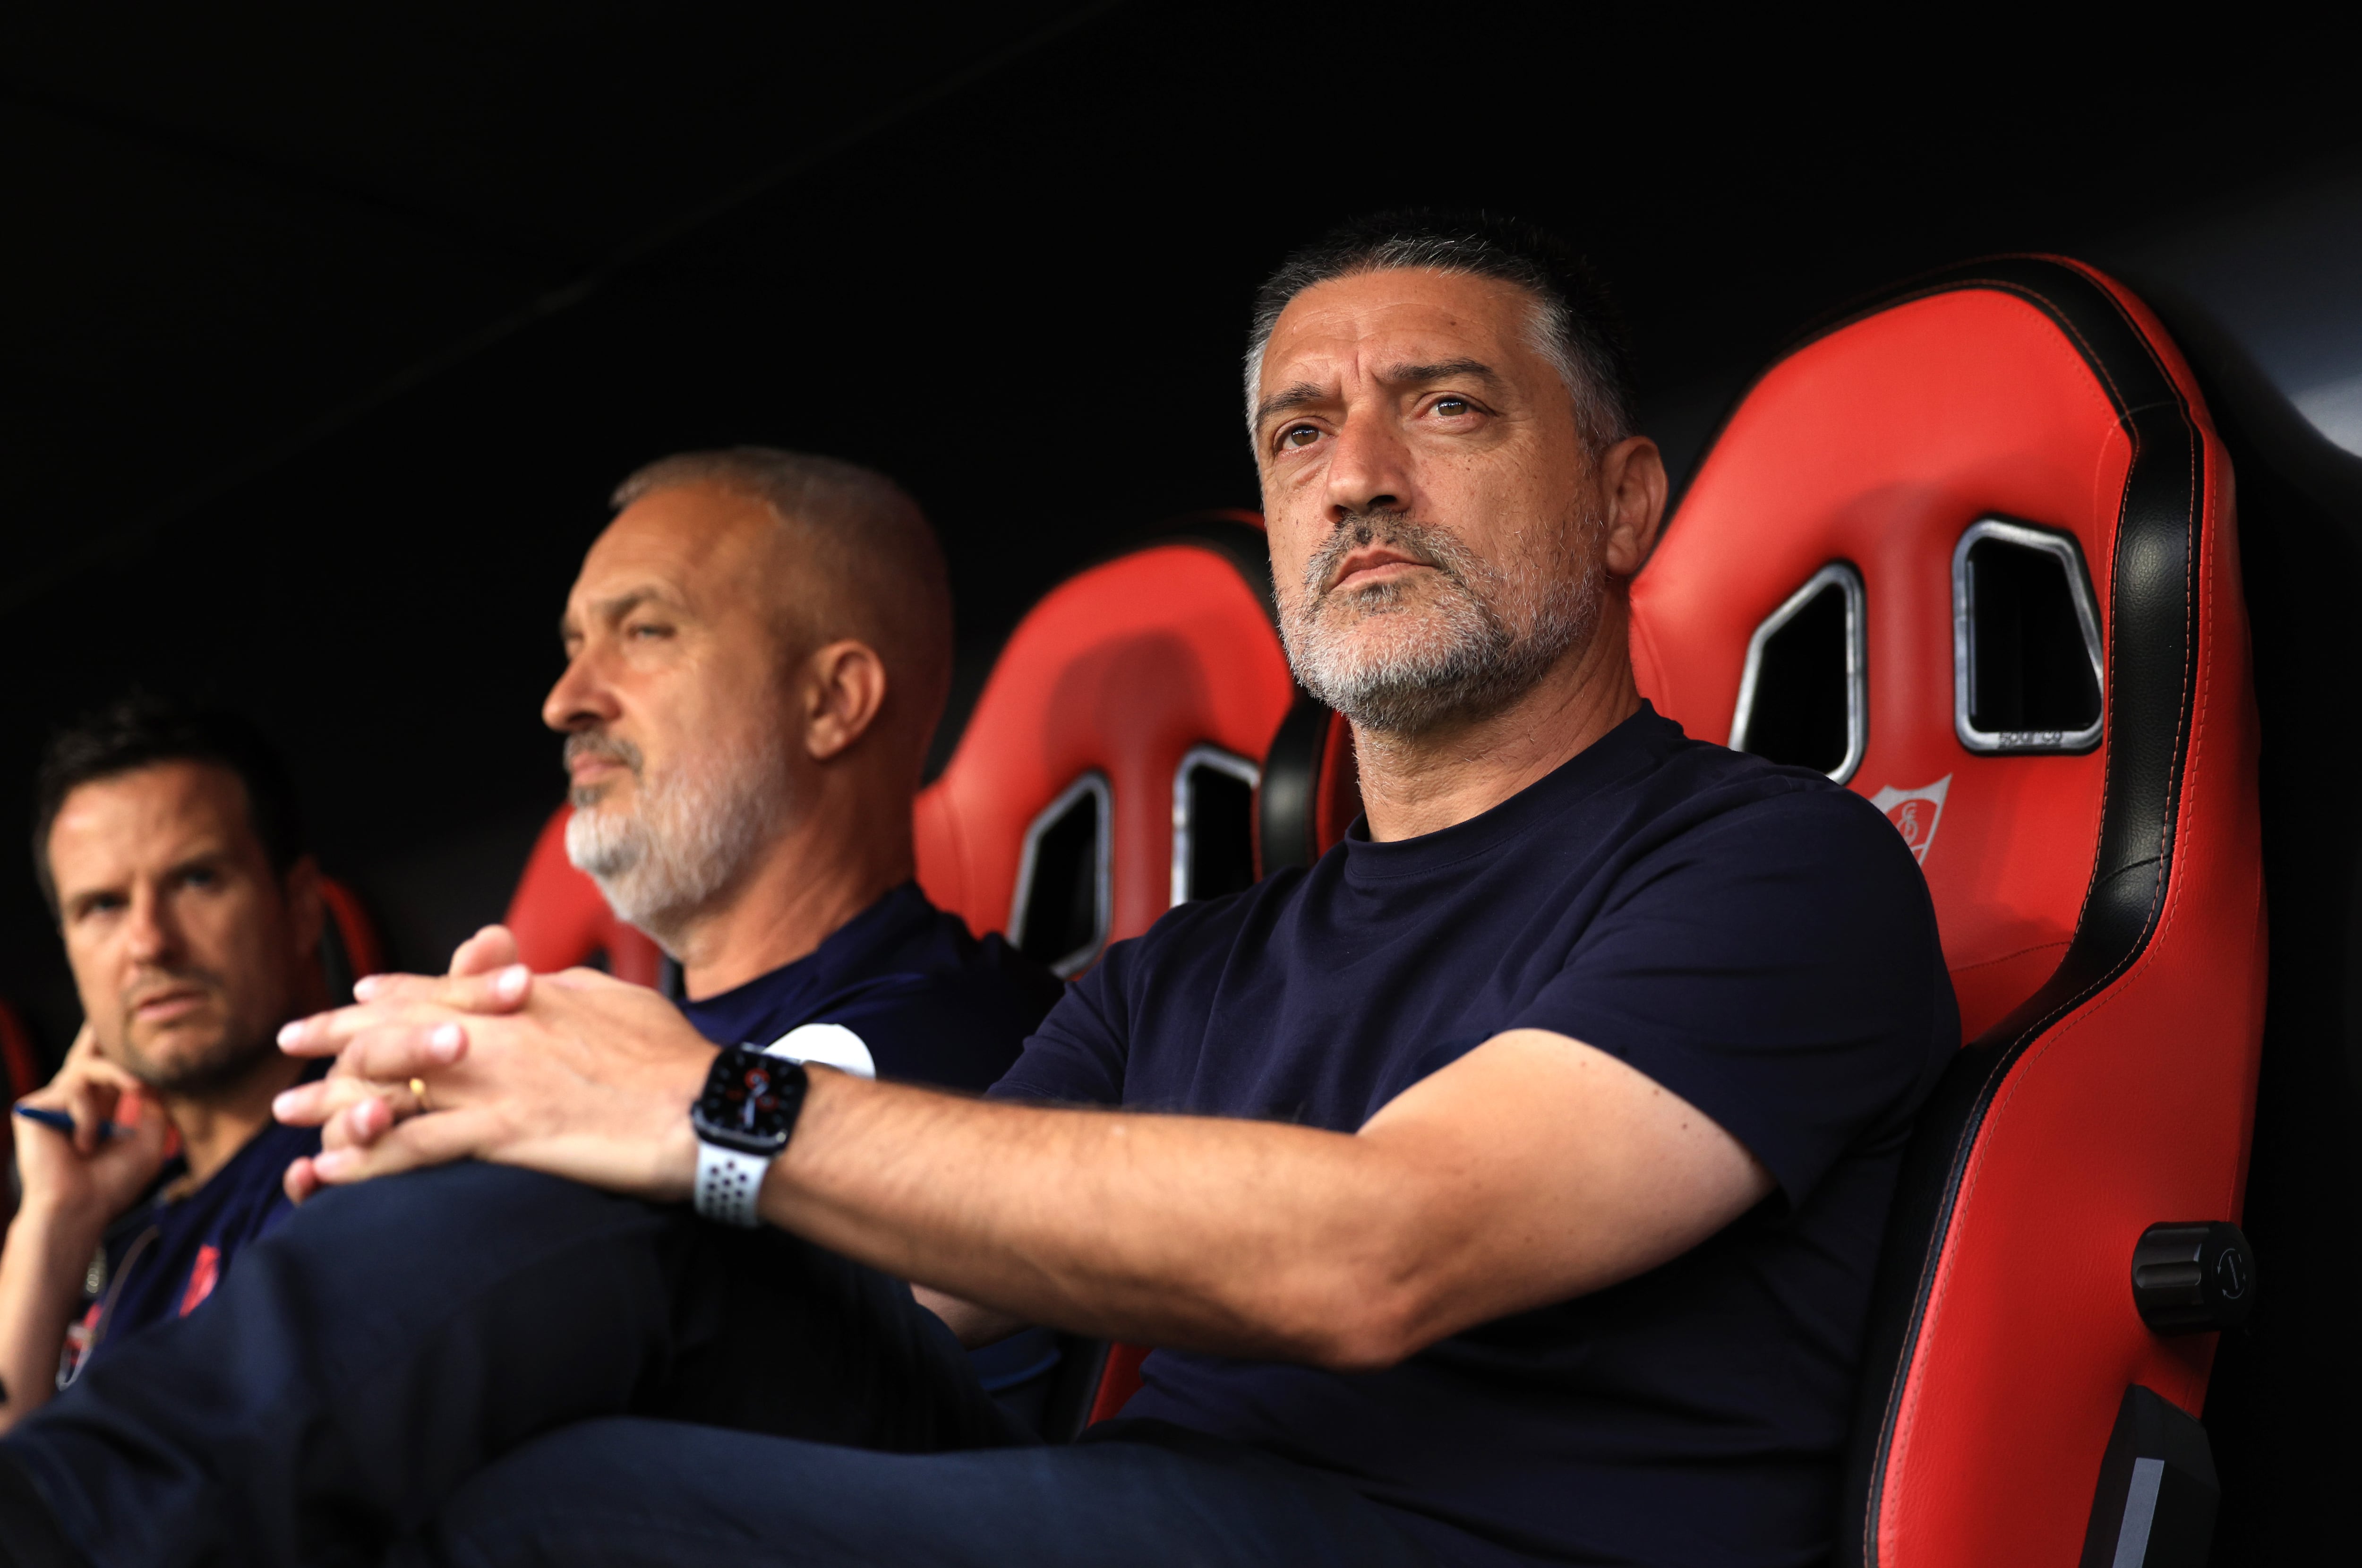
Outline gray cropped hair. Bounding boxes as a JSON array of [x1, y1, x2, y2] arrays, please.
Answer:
[[610, 447, 954, 744], [1244, 211, 1635, 454]]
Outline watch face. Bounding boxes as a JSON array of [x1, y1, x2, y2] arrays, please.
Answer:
[[693, 1047, 803, 1154]]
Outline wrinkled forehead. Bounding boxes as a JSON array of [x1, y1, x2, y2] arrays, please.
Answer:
[[1257, 268, 1553, 400]]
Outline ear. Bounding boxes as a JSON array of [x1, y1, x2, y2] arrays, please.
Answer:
[[801, 640, 891, 762], [283, 855, 326, 961], [1597, 436, 1669, 579]]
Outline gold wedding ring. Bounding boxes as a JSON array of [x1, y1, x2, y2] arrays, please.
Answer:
[[409, 1077, 433, 1114]]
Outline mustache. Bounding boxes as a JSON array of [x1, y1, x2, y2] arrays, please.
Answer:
[[121, 965, 225, 1012], [564, 730, 644, 780], [1301, 510, 1464, 601]]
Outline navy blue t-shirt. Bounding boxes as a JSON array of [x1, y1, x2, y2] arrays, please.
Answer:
[[992, 706, 1956, 1568], [678, 881, 1068, 1412], [681, 882, 1060, 1094], [64, 1112, 321, 1387]]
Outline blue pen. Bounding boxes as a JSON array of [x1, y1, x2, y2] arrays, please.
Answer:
[[12, 1104, 126, 1141]]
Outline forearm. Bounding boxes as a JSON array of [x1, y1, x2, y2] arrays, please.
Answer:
[[760, 1074, 1430, 1368], [0, 1206, 103, 1432]]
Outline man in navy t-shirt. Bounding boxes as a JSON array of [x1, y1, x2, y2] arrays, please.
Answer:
[[0, 700, 332, 1429], [0, 216, 1952, 1568], [269, 448, 1066, 1402]]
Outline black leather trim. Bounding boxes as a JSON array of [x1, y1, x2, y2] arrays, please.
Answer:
[[1740, 260, 2211, 1567], [1256, 688, 1335, 875]]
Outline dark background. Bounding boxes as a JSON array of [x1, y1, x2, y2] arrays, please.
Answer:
[[4, 6, 2358, 1559]]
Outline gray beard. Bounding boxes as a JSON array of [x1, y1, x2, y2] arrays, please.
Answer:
[[564, 729, 788, 954], [1280, 509, 1602, 735]]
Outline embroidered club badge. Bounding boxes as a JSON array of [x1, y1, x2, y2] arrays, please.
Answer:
[[1869, 775, 1952, 865]]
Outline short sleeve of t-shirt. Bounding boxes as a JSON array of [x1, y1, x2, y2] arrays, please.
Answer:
[[1517, 785, 1953, 1207], [987, 942, 1140, 1107]]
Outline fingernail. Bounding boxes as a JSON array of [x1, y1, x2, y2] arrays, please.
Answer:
[[353, 975, 382, 999], [278, 1020, 305, 1047], [428, 1022, 465, 1061], [496, 964, 530, 1002], [271, 1090, 301, 1119]]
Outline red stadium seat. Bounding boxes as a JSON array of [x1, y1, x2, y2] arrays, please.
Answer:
[[915, 515, 1303, 971], [0, 997, 40, 1106], [1, 995, 42, 1189], [316, 874, 384, 998], [505, 805, 665, 987], [1632, 257, 2263, 1565]]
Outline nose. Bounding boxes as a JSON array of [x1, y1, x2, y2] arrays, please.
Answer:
[[1322, 406, 1415, 523], [125, 882, 180, 967], [543, 643, 621, 734]]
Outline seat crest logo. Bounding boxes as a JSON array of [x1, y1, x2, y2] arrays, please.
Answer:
[[1868, 775, 1952, 865]]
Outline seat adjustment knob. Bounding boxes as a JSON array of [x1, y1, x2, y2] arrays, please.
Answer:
[[2131, 1222, 2257, 1334]]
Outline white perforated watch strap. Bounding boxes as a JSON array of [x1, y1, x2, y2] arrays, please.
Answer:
[[693, 1140, 770, 1228]]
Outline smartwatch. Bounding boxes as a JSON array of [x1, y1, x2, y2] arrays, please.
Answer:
[[690, 1045, 811, 1227]]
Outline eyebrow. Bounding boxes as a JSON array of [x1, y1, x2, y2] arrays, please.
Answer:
[[1253, 380, 1327, 428], [559, 586, 677, 642], [1252, 357, 1507, 429], [1383, 357, 1505, 390]]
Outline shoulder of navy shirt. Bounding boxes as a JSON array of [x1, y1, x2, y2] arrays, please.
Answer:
[[72, 1063, 327, 1383], [680, 881, 1062, 1095], [995, 703, 1958, 1568]]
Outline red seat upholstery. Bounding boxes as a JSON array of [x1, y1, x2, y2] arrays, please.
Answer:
[[0, 997, 40, 1105], [1632, 257, 2263, 1564], [915, 516, 1301, 962], [1, 996, 42, 1185], [505, 805, 665, 986], [317, 874, 384, 992]]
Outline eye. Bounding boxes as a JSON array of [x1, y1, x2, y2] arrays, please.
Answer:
[[1432, 395, 1472, 417], [627, 621, 674, 641], [1280, 424, 1322, 450]]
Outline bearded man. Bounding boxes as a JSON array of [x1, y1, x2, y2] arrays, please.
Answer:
[[479, 449, 1058, 1099], [0, 214, 1955, 1568], [0, 700, 329, 1435]]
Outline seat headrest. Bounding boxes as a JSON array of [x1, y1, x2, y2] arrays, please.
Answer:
[[1634, 257, 2224, 1042], [916, 520, 1299, 971]]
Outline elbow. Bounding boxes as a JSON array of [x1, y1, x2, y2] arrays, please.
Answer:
[[1287, 1266, 1443, 1374]]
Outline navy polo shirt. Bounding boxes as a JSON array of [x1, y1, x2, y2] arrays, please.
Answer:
[[64, 1109, 320, 1388], [991, 705, 1956, 1568], [677, 882, 1061, 1093]]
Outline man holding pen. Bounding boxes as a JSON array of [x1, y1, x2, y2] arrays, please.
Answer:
[[0, 699, 329, 1431]]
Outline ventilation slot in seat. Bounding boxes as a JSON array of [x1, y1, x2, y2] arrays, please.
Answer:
[[1953, 518, 2105, 753], [1729, 562, 1866, 782], [1010, 772, 1111, 977], [1171, 745, 1259, 907]]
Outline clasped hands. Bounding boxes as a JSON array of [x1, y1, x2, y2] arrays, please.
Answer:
[[272, 926, 716, 1206]]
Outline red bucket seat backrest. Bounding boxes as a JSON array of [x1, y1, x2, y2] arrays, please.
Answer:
[[915, 517, 1303, 969], [0, 995, 40, 1105], [1632, 258, 2263, 1566], [505, 805, 665, 986], [316, 875, 384, 998]]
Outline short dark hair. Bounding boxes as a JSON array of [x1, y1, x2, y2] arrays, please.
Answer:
[[1246, 209, 1635, 451], [32, 695, 307, 913]]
